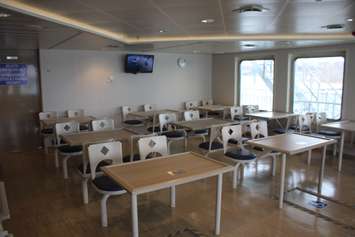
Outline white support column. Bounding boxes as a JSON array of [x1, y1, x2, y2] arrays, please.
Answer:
[[215, 174, 223, 235], [131, 193, 139, 237], [279, 154, 287, 209]]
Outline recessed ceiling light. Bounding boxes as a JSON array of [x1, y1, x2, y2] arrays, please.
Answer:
[[321, 24, 344, 30], [0, 12, 10, 18], [6, 56, 18, 60], [106, 44, 120, 48], [347, 18, 353, 22], [201, 18, 215, 24], [193, 50, 200, 54], [242, 44, 256, 48], [159, 29, 166, 33], [233, 4, 269, 13]]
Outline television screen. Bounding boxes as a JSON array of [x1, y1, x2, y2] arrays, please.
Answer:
[[125, 54, 154, 73]]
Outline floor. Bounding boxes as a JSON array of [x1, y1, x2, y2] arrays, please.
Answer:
[[1, 137, 355, 237]]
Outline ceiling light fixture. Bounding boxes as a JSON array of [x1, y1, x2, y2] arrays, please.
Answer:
[[201, 18, 215, 24], [0, 12, 10, 18], [321, 24, 344, 30], [233, 4, 269, 13], [159, 29, 166, 33], [346, 18, 353, 22], [106, 44, 120, 48], [192, 50, 200, 54]]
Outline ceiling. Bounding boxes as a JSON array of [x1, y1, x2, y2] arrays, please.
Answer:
[[0, 0, 355, 54]]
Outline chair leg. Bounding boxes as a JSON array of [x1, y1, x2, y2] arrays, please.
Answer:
[[272, 156, 276, 176], [43, 137, 49, 154], [82, 178, 89, 204], [54, 150, 59, 168], [233, 163, 241, 189], [184, 138, 187, 151], [239, 165, 244, 182], [170, 186, 176, 208], [333, 143, 337, 157], [201, 135, 206, 143], [307, 150, 312, 166], [101, 194, 110, 227], [167, 141, 172, 154], [63, 155, 70, 179]]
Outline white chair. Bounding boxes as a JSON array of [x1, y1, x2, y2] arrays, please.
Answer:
[[138, 135, 168, 160], [0, 181, 12, 237], [201, 99, 213, 106], [159, 113, 187, 153], [143, 104, 155, 112], [230, 106, 249, 121], [88, 141, 126, 227], [39, 111, 57, 154], [67, 109, 84, 118], [221, 125, 257, 188], [54, 121, 83, 179], [297, 114, 313, 134], [121, 106, 144, 126], [185, 100, 199, 110], [249, 121, 279, 176], [91, 119, 115, 131], [243, 105, 259, 114], [184, 110, 208, 142]]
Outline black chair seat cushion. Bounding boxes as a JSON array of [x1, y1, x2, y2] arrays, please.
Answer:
[[318, 130, 341, 137], [225, 148, 256, 161], [78, 160, 111, 174], [273, 128, 286, 134], [92, 176, 125, 192], [58, 145, 82, 153], [162, 130, 185, 138], [233, 116, 249, 121], [147, 126, 167, 133], [199, 141, 223, 150], [123, 154, 141, 163], [124, 120, 143, 125], [208, 111, 220, 116], [289, 124, 297, 130], [229, 137, 249, 145], [80, 124, 89, 130], [41, 128, 54, 134], [194, 129, 209, 134]]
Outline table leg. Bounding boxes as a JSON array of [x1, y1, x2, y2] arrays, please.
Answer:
[[170, 186, 176, 208], [318, 146, 327, 194], [285, 117, 291, 132], [351, 132, 354, 145], [279, 154, 287, 209], [131, 193, 139, 237], [215, 174, 223, 235], [338, 131, 345, 172], [152, 114, 156, 134]]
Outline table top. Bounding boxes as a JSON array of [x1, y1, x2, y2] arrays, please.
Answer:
[[42, 116, 95, 127], [247, 133, 336, 155], [245, 112, 298, 119], [195, 105, 231, 112], [62, 128, 140, 146], [173, 118, 236, 130], [321, 120, 355, 132], [129, 109, 180, 118], [103, 152, 233, 194]]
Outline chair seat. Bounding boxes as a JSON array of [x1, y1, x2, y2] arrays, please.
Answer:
[[225, 148, 256, 161], [318, 130, 341, 137], [289, 124, 297, 130], [233, 116, 249, 121], [58, 145, 82, 153], [124, 120, 143, 125], [162, 130, 185, 138], [273, 128, 286, 134], [92, 176, 125, 192], [208, 111, 220, 116], [123, 154, 140, 163], [147, 126, 166, 133], [229, 137, 249, 145], [77, 160, 110, 175], [194, 129, 209, 134], [41, 128, 54, 134], [80, 124, 89, 131], [198, 141, 223, 150]]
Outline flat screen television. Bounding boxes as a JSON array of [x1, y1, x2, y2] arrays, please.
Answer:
[[125, 54, 154, 74]]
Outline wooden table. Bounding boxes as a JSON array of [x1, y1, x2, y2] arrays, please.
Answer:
[[247, 134, 335, 208], [41, 116, 95, 127], [103, 152, 233, 237], [322, 120, 355, 172], [245, 112, 298, 131], [195, 105, 231, 119]]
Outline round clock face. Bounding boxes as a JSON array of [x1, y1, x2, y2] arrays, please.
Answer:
[[177, 58, 187, 68]]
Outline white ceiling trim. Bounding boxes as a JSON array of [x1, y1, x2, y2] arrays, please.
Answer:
[[0, 0, 354, 45]]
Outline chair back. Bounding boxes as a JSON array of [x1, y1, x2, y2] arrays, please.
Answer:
[[316, 112, 327, 132], [55, 121, 80, 145], [250, 121, 268, 139], [39, 111, 57, 120], [159, 113, 177, 132], [91, 119, 115, 131], [298, 114, 313, 133], [222, 125, 242, 153], [184, 110, 200, 121], [67, 109, 84, 118], [143, 104, 154, 112], [87, 141, 123, 180], [121, 105, 134, 121], [243, 105, 259, 114], [230, 106, 243, 120], [138, 135, 168, 160], [201, 99, 213, 106], [0, 181, 10, 221], [185, 100, 199, 110]]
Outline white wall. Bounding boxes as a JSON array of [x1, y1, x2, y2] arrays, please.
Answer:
[[212, 43, 355, 120], [40, 49, 212, 120]]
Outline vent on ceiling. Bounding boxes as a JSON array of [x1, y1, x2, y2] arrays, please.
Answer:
[[322, 24, 344, 30], [232, 4, 269, 13]]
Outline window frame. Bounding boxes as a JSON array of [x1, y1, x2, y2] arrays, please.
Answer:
[[290, 54, 346, 121], [238, 58, 276, 111]]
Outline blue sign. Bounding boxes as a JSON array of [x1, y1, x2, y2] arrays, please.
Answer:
[[0, 64, 28, 85]]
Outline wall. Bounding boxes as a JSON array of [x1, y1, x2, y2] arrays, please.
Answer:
[[212, 43, 355, 120], [40, 49, 212, 121]]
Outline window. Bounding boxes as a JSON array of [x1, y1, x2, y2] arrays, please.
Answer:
[[239, 59, 274, 111], [293, 56, 345, 120]]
